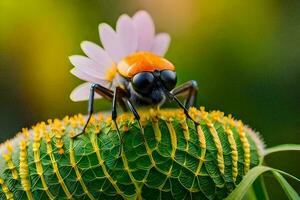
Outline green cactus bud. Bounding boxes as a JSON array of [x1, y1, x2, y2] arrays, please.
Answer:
[[0, 108, 265, 200]]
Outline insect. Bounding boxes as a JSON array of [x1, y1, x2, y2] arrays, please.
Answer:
[[69, 11, 198, 137]]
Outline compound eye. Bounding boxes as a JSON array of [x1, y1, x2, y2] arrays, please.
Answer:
[[132, 72, 155, 94], [160, 70, 177, 91]]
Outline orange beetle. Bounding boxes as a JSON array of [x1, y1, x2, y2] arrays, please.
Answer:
[[75, 50, 198, 137], [70, 11, 198, 138]]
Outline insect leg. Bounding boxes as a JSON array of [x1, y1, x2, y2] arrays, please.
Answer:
[[111, 87, 130, 146], [171, 80, 198, 109], [111, 87, 130, 122], [74, 83, 114, 138], [168, 91, 199, 125], [125, 99, 144, 135], [124, 99, 147, 147], [125, 99, 140, 121]]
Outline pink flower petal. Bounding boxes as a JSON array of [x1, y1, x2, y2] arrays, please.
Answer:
[[81, 41, 113, 68], [69, 55, 105, 78], [70, 68, 109, 85], [132, 10, 155, 51], [70, 82, 102, 102], [99, 23, 125, 62], [151, 33, 171, 56], [116, 14, 138, 55]]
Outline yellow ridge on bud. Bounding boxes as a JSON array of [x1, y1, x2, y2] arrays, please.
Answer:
[[222, 116, 239, 182], [0, 178, 13, 200], [201, 108, 225, 175], [19, 140, 33, 200], [32, 125, 55, 199], [166, 118, 177, 159], [2, 142, 18, 180], [237, 121, 251, 174], [43, 130, 73, 199], [69, 139, 95, 200], [150, 109, 162, 143]]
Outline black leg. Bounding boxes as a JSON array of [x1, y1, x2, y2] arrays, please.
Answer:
[[124, 99, 147, 149], [112, 87, 121, 151], [167, 80, 199, 125], [111, 87, 142, 131], [111, 88, 141, 130], [80, 85, 96, 136], [111, 87, 143, 156], [167, 92, 198, 125], [111, 87, 131, 144], [125, 99, 144, 131], [112, 88, 118, 121], [125, 99, 140, 121], [73, 83, 115, 138], [171, 80, 198, 109], [76, 85, 129, 135], [111, 87, 130, 121]]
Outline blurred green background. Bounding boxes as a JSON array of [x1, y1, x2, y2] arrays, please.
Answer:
[[0, 0, 299, 198]]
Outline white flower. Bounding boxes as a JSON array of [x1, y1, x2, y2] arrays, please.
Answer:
[[69, 10, 171, 102]]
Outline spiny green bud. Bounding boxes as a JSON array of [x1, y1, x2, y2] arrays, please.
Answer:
[[0, 108, 264, 200]]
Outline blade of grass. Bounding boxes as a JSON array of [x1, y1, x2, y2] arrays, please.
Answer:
[[272, 171, 300, 200], [226, 166, 272, 200], [252, 175, 269, 200], [245, 186, 257, 200], [265, 144, 300, 156], [226, 166, 300, 200], [275, 169, 300, 182], [262, 144, 300, 164]]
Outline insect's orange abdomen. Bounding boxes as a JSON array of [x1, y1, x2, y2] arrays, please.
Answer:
[[117, 52, 175, 78]]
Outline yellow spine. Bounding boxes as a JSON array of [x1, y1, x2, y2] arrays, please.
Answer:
[[69, 139, 95, 200], [19, 140, 33, 200], [195, 125, 206, 176], [120, 141, 141, 200], [177, 112, 190, 151], [89, 133, 126, 199], [200, 107, 225, 174], [49, 119, 65, 155], [222, 117, 238, 182], [32, 124, 55, 199], [145, 115, 171, 176], [150, 109, 162, 143], [44, 132, 73, 199], [204, 117, 225, 174], [2, 143, 18, 180], [0, 178, 14, 200], [237, 121, 251, 174], [166, 119, 177, 159]]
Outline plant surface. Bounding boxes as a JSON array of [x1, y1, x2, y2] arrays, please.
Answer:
[[0, 108, 298, 200]]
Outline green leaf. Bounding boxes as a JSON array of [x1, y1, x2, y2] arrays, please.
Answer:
[[252, 175, 269, 200], [265, 144, 300, 157], [226, 166, 300, 200], [272, 171, 300, 200], [245, 186, 258, 200], [226, 166, 272, 200], [275, 169, 300, 182]]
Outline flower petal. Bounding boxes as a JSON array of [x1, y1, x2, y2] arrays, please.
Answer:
[[80, 41, 113, 68], [99, 23, 125, 62], [69, 55, 105, 78], [116, 14, 138, 55], [70, 68, 109, 85], [151, 33, 171, 56], [70, 82, 102, 102], [132, 10, 155, 51]]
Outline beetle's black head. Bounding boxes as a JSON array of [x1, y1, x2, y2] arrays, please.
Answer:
[[130, 70, 177, 105]]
